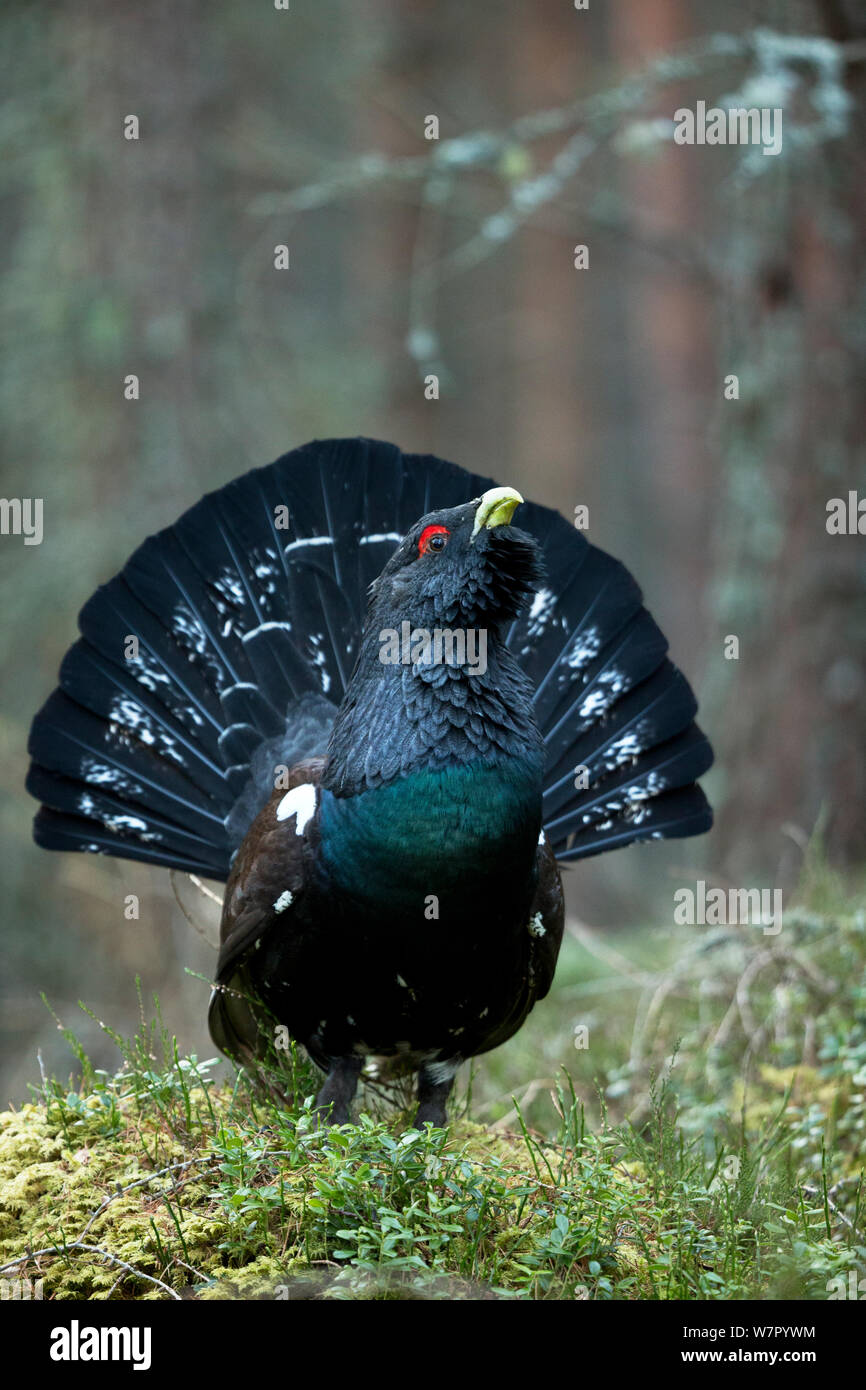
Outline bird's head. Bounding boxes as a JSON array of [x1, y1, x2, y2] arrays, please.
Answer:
[[325, 486, 545, 793], [369, 486, 543, 629]]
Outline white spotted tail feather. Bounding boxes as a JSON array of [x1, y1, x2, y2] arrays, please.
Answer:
[[27, 437, 712, 881]]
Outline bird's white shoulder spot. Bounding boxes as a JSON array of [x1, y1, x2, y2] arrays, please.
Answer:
[[528, 911, 546, 938], [276, 783, 317, 835], [273, 890, 294, 913], [538, 829, 546, 847]]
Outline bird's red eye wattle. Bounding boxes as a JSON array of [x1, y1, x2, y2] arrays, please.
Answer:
[[418, 525, 450, 556]]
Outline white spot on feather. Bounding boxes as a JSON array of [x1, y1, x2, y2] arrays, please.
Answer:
[[308, 633, 331, 692], [242, 621, 293, 640], [276, 783, 317, 835], [566, 625, 603, 671], [283, 535, 333, 556], [214, 570, 245, 605], [273, 890, 294, 913], [578, 689, 610, 719], [527, 588, 556, 636], [360, 532, 402, 546], [528, 912, 546, 938]]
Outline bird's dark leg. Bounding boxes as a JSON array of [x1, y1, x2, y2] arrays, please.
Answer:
[[312, 1055, 363, 1126], [412, 1060, 458, 1129]]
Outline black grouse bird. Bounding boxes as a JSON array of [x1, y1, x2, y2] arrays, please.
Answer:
[[27, 438, 713, 1126]]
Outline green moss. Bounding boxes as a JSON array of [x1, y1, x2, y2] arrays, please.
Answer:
[[4, 889, 865, 1301], [0, 1058, 652, 1301]]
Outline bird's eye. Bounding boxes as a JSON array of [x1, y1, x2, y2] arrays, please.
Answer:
[[418, 525, 450, 556]]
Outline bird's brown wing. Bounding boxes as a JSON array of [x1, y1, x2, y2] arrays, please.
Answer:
[[528, 835, 565, 1002], [207, 757, 324, 1066]]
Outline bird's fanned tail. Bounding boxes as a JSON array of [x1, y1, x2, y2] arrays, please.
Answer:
[[27, 437, 712, 878]]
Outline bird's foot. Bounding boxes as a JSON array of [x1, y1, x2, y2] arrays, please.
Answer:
[[410, 1100, 448, 1129], [310, 1104, 347, 1129], [311, 1054, 362, 1129], [410, 1058, 459, 1130]]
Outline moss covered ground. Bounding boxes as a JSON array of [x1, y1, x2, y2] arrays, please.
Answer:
[[2, 851, 865, 1300]]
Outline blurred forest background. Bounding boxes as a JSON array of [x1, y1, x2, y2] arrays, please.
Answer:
[[1, 0, 864, 1110]]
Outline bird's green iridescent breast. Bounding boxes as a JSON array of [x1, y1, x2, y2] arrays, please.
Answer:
[[317, 757, 542, 910]]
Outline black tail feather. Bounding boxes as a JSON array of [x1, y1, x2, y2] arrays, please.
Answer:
[[27, 438, 713, 877]]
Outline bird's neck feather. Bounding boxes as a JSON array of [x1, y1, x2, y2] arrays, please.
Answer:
[[322, 625, 542, 796]]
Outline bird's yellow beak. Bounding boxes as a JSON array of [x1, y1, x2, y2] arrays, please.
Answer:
[[471, 486, 523, 540]]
